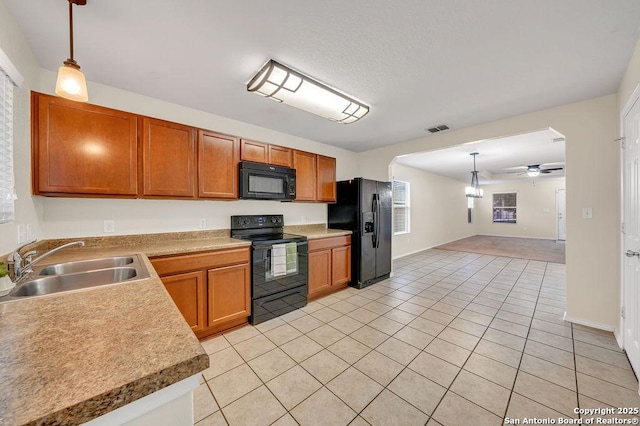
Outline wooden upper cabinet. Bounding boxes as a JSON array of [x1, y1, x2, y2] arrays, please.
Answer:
[[199, 130, 239, 199], [316, 155, 337, 202], [241, 139, 293, 168], [32, 92, 138, 196], [240, 139, 268, 163], [268, 145, 293, 167], [142, 117, 196, 198], [293, 150, 317, 201]]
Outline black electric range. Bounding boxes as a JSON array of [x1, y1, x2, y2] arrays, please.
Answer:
[[231, 215, 308, 324]]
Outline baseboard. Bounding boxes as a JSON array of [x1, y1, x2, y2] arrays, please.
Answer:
[[614, 329, 624, 349], [393, 235, 475, 260], [476, 233, 559, 241], [563, 312, 616, 332]]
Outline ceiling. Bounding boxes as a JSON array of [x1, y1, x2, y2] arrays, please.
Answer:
[[5, 1, 640, 152], [394, 129, 566, 184]]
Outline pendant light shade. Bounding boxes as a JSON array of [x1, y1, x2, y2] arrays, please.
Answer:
[[55, 0, 88, 102], [56, 61, 88, 102], [465, 152, 483, 198]]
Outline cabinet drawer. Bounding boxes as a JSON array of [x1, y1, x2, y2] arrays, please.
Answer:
[[151, 247, 250, 275], [308, 235, 351, 252]]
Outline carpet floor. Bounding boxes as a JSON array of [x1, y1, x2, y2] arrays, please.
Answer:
[[435, 235, 565, 264]]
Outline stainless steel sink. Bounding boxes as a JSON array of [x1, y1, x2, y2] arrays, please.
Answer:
[[0, 254, 150, 303], [11, 267, 138, 297], [38, 256, 135, 275]]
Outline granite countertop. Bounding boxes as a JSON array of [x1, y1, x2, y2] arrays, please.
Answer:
[[284, 225, 352, 240], [0, 238, 246, 424], [0, 226, 344, 424]]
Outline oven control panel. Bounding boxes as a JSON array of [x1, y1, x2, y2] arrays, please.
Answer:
[[231, 215, 284, 230]]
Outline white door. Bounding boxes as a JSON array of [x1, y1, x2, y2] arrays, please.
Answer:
[[557, 189, 566, 241], [623, 93, 640, 378]]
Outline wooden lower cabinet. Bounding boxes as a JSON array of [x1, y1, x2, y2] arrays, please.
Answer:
[[161, 271, 206, 332], [150, 247, 251, 339], [308, 250, 332, 297], [207, 263, 251, 328], [308, 235, 351, 299]]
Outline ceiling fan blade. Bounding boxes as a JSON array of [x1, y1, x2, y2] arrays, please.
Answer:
[[539, 170, 552, 174], [542, 167, 564, 171]]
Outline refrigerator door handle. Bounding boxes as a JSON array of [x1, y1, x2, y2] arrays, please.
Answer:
[[372, 194, 378, 247], [376, 194, 381, 248]]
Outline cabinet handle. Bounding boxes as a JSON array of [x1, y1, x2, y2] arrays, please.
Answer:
[[626, 250, 640, 258]]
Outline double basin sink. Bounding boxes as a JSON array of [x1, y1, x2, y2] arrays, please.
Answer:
[[0, 254, 150, 303]]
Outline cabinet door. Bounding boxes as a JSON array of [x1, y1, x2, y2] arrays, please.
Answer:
[[161, 271, 206, 332], [199, 130, 239, 199], [308, 249, 332, 297], [208, 263, 251, 327], [316, 155, 336, 202], [33, 92, 138, 196], [268, 145, 293, 167], [293, 150, 317, 201], [142, 117, 196, 198], [240, 139, 268, 163], [332, 245, 351, 287]]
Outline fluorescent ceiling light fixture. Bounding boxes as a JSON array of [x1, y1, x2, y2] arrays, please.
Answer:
[[247, 59, 369, 124], [465, 152, 483, 198], [55, 0, 89, 102]]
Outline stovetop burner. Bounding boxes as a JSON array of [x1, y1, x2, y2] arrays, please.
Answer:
[[230, 215, 305, 244]]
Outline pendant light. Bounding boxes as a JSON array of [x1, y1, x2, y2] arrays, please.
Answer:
[[465, 152, 483, 198], [55, 0, 88, 102]]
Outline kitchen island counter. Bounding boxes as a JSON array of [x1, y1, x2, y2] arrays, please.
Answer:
[[0, 248, 213, 424]]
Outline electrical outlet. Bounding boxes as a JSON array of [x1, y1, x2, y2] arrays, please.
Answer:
[[199, 218, 207, 228], [26, 224, 33, 241], [301, 216, 307, 224], [104, 220, 115, 233]]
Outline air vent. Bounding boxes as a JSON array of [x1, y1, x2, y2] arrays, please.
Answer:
[[426, 124, 450, 133]]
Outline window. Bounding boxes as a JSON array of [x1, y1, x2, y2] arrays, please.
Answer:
[[493, 192, 517, 223], [0, 68, 15, 223], [393, 180, 410, 234]]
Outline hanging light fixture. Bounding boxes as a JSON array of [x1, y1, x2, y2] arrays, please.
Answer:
[[465, 152, 484, 198], [247, 59, 369, 124], [55, 0, 89, 102]]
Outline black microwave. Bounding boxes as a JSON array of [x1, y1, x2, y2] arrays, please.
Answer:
[[239, 161, 296, 200]]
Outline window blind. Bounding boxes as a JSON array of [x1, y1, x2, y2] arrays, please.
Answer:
[[0, 69, 15, 223], [393, 180, 410, 234]]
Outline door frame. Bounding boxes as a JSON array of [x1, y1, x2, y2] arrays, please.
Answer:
[[556, 188, 566, 242], [618, 83, 640, 349]]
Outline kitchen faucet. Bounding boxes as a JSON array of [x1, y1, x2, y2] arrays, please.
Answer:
[[9, 241, 85, 284]]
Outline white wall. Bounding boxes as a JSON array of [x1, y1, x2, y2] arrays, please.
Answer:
[[0, 0, 43, 255], [33, 70, 360, 239], [475, 179, 565, 239], [391, 163, 475, 259], [358, 95, 619, 330]]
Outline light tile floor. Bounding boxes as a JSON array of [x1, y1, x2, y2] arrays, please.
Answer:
[[193, 249, 640, 426]]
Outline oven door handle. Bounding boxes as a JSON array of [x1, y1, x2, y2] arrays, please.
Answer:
[[252, 241, 308, 250]]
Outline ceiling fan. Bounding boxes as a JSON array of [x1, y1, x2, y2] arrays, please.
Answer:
[[519, 164, 564, 177], [501, 163, 564, 177]]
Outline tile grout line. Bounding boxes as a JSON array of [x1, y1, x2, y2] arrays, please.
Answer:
[[199, 250, 578, 425], [388, 252, 535, 421]]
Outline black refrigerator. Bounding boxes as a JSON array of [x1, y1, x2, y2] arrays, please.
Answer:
[[328, 178, 392, 289]]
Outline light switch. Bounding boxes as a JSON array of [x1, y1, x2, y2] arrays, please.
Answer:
[[199, 218, 207, 228], [582, 207, 593, 219]]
